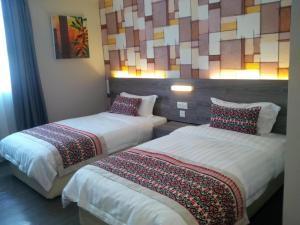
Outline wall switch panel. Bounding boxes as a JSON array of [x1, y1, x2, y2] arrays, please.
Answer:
[[177, 102, 188, 110], [179, 110, 186, 118]]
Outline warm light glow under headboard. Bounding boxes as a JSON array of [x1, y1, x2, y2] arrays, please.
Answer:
[[210, 69, 288, 80], [111, 69, 288, 80], [112, 70, 166, 79]]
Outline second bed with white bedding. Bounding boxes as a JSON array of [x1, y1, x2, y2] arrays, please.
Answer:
[[0, 112, 166, 191], [63, 124, 286, 225]]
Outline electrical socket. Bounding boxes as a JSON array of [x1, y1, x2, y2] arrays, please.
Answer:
[[177, 102, 188, 110], [179, 110, 186, 118]]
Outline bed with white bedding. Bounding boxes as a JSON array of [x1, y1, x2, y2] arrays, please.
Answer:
[[62, 124, 286, 225], [0, 112, 166, 198]]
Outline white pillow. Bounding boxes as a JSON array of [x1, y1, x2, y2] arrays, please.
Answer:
[[120, 92, 157, 117], [211, 97, 281, 135]]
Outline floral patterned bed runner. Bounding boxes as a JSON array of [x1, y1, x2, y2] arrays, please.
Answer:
[[93, 148, 249, 225], [23, 123, 102, 169]]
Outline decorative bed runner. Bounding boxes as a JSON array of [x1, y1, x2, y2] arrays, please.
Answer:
[[93, 148, 247, 225], [23, 123, 102, 168]]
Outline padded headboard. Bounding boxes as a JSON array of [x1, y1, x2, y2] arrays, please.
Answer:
[[109, 78, 288, 134]]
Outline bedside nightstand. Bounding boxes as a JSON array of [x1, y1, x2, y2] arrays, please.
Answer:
[[153, 121, 194, 139]]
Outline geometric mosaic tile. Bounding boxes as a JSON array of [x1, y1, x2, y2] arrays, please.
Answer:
[[99, 0, 291, 79]]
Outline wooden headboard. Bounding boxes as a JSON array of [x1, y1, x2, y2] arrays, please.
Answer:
[[109, 78, 288, 134]]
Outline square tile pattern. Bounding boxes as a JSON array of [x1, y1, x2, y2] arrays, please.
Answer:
[[100, 0, 291, 79]]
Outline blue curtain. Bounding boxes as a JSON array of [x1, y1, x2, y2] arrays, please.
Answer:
[[1, 0, 48, 131]]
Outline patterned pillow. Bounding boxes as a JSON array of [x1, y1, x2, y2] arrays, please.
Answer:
[[210, 104, 261, 135], [110, 96, 142, 116]]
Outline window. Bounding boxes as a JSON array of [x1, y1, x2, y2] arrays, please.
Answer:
[[0, 1, 11, 94]]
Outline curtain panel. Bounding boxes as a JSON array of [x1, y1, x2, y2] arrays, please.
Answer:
[[1, 0, 48, 131], [0, 0, 15, 140]]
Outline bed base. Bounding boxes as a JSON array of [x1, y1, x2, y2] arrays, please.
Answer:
[[78, 173, 284, 225], [8, 145, 134, 199], [247, 173, 284, 218], [10, 163, 74, 199]]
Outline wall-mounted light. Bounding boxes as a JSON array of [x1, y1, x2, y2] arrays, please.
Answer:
[[171, 85, 193, 92]]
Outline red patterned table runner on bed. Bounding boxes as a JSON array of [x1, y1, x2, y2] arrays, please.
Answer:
[[22, 123, 102, 168], [93, 148, 246, 225]]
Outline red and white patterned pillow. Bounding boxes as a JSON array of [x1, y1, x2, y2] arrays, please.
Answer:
[[110, 96, 142, 116], [210, 104, 261, 135]]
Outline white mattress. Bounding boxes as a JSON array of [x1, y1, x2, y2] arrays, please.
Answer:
[[62, 124, 286, 225], [0, 112, 166, 191]]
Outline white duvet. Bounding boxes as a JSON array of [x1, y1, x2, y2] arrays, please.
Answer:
[[62, 125, 286, 225], [0, 112, 166, 191]]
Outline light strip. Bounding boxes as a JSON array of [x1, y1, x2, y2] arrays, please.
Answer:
[[171, 85, 193, 92], [210, 69, 288, 80], [112, 70, 166, 79]]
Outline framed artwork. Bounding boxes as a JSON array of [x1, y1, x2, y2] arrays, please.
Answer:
[[51, 15, 89, 59]]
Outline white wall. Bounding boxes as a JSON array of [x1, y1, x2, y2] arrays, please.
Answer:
[[283, 1, 300, 224], [28, 0, 106, 122]]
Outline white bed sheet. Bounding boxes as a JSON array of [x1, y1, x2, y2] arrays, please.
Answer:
[[0, 112, 166, 191], [62, 124, 286, 225]]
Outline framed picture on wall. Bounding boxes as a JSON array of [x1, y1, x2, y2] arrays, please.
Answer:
[[51, 15, 90, 59]]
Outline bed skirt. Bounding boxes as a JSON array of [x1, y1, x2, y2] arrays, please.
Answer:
[[10, 163, 74, 199], [78, 173, 284, 225]]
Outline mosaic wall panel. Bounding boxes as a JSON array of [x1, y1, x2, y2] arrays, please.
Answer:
[[99, 0, 292, 79]]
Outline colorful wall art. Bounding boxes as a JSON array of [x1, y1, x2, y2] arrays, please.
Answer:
[[99, 0, 291, 79], [52, 16, 89, 59]]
